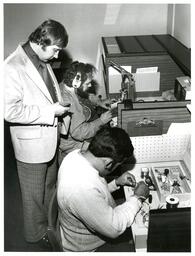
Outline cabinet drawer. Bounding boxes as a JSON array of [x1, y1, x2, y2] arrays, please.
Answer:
[[120, 107, 191, 136]]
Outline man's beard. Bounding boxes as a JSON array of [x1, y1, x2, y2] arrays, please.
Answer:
[[76, 86, 90, 99]]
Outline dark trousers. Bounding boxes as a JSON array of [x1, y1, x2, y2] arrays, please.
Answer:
[[16, 154, 58, 242], [58, 148, 68, 167]]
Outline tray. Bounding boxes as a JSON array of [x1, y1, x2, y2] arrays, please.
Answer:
[[151, 165, 191, 203]]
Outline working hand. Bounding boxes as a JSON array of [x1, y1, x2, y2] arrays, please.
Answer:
[[100, 110, 112, 124], [53, 102, 70, 116], [134, 181, 150, 202], [115, 171, 136, 187], [89, 94, 111, 110], [97, 99, 111, 110]]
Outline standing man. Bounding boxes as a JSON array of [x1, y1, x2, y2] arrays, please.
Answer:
[[57, 126, 149, 252], [4, 19, 69, 245]]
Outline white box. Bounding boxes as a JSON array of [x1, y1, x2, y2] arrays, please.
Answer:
[[133, 72, 160, 92]]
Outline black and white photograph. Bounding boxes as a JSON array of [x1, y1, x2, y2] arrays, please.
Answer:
[[2, 1, 191, 253]]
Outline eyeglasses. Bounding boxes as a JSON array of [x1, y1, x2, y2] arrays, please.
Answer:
[[102, 158, 127, 172], [104, 160, 114, 171], [108, 161, 125, 172]]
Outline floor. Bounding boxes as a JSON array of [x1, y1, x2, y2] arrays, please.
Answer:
[[4, 121, 135, 252]]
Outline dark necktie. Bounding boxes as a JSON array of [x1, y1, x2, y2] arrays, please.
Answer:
[[39, 62, 58, 103]]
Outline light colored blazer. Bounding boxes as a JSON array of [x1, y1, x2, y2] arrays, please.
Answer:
[[4, 44, 63, 163]]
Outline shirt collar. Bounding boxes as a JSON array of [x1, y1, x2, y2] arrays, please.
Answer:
[[77, 150, 99, 176], [22, 41, 43, 69]]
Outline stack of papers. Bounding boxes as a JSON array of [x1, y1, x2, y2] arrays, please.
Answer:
[[133, 66, 160, 92]]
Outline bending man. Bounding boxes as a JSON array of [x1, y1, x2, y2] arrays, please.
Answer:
[[57, 126, 149, 251]]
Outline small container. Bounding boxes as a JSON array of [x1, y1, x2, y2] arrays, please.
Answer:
[[141, 167, 149, 179]]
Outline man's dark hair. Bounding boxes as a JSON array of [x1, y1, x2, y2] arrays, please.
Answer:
[[88, 126, 134, 163], [62, 61, 96, 87], [28, 19, 68, 48]]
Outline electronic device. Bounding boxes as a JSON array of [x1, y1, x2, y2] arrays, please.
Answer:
[[174, 76, 191, 100], [147, 207, 191, 252]]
